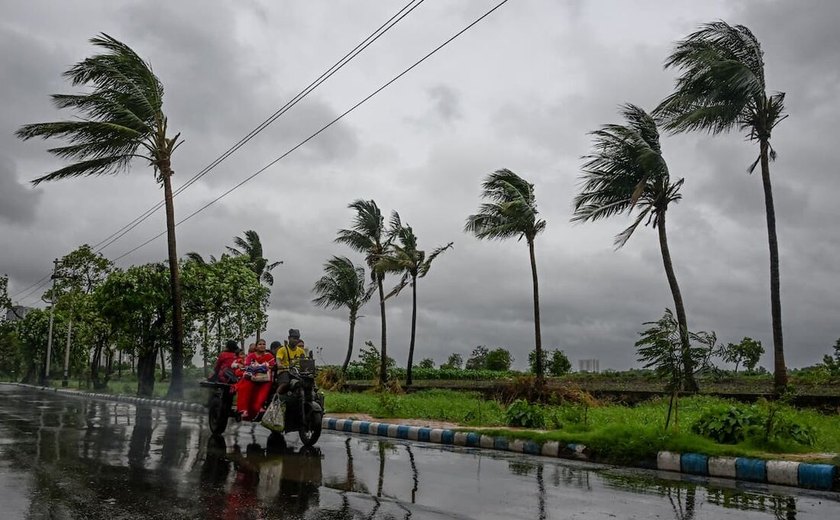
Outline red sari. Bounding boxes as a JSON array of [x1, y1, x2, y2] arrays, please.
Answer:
[[235, 352, 275, 419]]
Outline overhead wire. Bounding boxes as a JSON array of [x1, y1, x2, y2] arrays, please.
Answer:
[[113, 0, 512, 262]]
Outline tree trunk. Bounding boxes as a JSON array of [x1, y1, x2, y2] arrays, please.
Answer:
[[137, 348, 157, 397], [527, 237, 544, 385], [377, 275, 388, 385], [161, 168, 185, 399], [159, 345, 167, 381], [760, 139, 787, 392], [406, 275, 418, 387], [342, 311, 357, 373], [118, 349, 123, 378], [657, 210, 697, 392]]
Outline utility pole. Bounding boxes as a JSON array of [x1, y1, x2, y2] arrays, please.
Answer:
[[62, 313, 73, 387], [42, 258, 59, 386]]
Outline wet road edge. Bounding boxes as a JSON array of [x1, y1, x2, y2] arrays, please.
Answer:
[[6, 382, 839, 493]]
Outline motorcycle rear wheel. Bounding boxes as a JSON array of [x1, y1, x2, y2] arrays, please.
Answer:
[[208, 394, 229, 436]]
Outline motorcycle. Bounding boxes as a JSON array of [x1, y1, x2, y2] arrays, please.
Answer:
[[201, 356, 325, 447]]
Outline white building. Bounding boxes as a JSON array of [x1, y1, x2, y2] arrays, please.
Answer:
[[578, 359, 600, 373]]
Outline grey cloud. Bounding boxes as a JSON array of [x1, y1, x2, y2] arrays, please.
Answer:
[[0, 157, 42, 224], [427, 85, 462, 123]]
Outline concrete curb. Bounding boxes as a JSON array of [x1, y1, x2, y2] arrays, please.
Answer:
[[6, 382, 206, 413], [321, 417, 839, 493]]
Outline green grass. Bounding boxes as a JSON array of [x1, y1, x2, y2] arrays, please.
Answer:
[[324, 390, 840, 464]]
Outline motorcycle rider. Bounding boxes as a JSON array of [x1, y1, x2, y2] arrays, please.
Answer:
[[275, 328, 308, 398]]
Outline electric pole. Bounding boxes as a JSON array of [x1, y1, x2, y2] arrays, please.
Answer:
[[42, 258, 59, 386]]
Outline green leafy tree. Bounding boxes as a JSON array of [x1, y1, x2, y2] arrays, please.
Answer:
[[14, 309, 65, 384], [377, 212, 452, 386], [465, 345, 489, 370], [336, 199, 390, 385], [0, 274, 10, 313], [636, 309, 717, 429], [822, 338, 840, 377], [349, 340, 395, 379], [465, 169, 547, 382], [486, 348, 513, 371], [16, 34, 187, 398], [720, 337, 764, 373], [417, 358, 435, 369], [226, 230, 282, 342], [573, 104, 696, 391], [529, 349, 572, 376], [312, 256, 373, 373], [97, 264, 171, 396], [655, 21, 788, 391], [441, 353, 463, 370]]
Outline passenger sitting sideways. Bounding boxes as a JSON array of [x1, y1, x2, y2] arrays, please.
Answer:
[[236, 339, 276, 420], [210, 340, 239, 383]]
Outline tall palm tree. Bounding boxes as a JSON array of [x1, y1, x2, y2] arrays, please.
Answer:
[[654, 21, 788, 390], [377, 212, 452, 386], [465, 169, 547, 383], [312, 256, 373, 373], [16, 34, 187, 398], [336, 200, 389, 385], [227, 230, 282, 342], [573, 104, 697, 391]]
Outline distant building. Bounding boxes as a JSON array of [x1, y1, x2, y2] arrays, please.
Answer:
[[4, 306, 32, 323], [578, 359, 600, 373]]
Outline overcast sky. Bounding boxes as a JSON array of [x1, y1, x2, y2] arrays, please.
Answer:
[[1, 0, 838, 371]]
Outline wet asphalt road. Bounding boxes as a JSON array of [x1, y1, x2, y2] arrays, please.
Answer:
[[1, 385, 838, 519]]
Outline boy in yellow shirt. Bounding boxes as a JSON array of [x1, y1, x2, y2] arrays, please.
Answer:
[[276, 328, 307, 395]]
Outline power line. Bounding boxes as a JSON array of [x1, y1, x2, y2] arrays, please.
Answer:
[[12, 0, 426, 303], [114, 0, 512, 262], [91, 0, 426, 254]]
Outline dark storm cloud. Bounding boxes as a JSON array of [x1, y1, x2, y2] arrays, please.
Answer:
[[2, 1, 839, 370]]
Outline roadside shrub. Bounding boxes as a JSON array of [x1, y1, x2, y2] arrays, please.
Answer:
[[505, 399, 547, 429], [316, 366, 344, 391], [691, 406, 763, 444]]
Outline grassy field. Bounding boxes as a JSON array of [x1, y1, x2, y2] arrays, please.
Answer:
[[324, 389, 840, 464]]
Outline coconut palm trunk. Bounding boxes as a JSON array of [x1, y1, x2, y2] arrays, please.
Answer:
[[406, 274, 418, 386], [377, 275, 388, 384], [656, 209, 696, 391], [343, 311, 357, 373], [759, 140, 787, 389], [161, 166, 184, 397], [527, 236, 544, 383]]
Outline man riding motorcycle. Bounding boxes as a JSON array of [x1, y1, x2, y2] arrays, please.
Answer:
[[275, 328, 308, 397]]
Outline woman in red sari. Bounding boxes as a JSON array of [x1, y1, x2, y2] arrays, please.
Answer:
[[236, 339, 276, 420]]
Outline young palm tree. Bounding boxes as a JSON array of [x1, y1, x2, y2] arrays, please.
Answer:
[[16, 34, 187, 398], [312, 256, 373, 373], [465, 169, 547, 382], [655, 21, 788, 390], [377, 212, 453, 386], [573, 104, 697, 391], [227, 230, 282, 342], [336, 200, 390, 384]]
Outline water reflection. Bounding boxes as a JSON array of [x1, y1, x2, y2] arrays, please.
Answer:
[[603, 472, 799, 519]]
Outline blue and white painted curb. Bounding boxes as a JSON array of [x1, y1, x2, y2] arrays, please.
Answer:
[[321, 417, 839, 492], [7, 382, 206, 413], [656, 451, 837, 491]]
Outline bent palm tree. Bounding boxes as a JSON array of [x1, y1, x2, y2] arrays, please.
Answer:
[[377, 212, 453, 386], [465, 169, 547, 383], [312, 256, 373, 373], [227, 230, 282, 342], [16, 34, 187, 398], [573, 104, 697, 391], [655, 21, 788, 390], [336, 200, 390, 384]]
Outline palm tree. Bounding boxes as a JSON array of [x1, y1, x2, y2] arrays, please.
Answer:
[[227, 230, 282, 342], [465, 169, 547, 383], [377, 212, 452, 386], [336, 200, 389, 385], [573, 104, 697, 391], [16, 34, 187, 398], [312, 256, 373, 373], [654, 21, 788, 390]]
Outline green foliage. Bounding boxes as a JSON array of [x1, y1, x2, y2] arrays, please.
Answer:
[[485, 348, 513, 371], [720, 337, 764, 373], [0, 274, 11, 312], [417, 358, 435, 369], [465, 345, 489, 370], [441, 352, 463, 370], [692, 406, 763, 444], [529, 349, 572, 376], [821, 338, 840, 377], [691, 401, 816, 447], [226, 229, 282, 287], [505, 399, 547, 428], [348, 341, 395, 379]]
